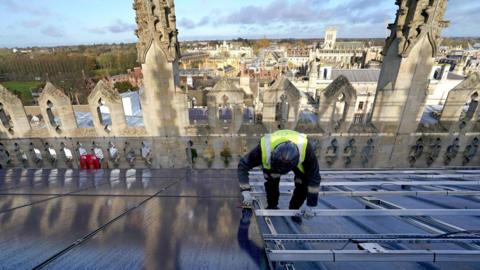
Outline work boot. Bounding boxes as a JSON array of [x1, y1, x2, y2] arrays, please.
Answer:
[[291, 216, 303, 224]]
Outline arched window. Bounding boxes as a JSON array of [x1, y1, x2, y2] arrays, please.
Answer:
[[243, 107, 255, 124], [433, 69, 441, 80], [97, 98, 112, 128], [0, 103, 11, 129], [275, 94, 289, 122], [463, 92, 479, 121], [46, 100, 61, 131], [333, 93, 347, 126]]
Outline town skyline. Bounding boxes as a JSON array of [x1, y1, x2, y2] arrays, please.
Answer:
[[1, 0, 480, 48]]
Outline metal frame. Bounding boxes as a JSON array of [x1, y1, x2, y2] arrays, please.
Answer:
[[250, 180, 480, 187], [263, 234, 480, 245], [249, 170, 480, 179], [251, 190, 480, 197], [255, 209, 480, 217], [251, 170, 480, 268], [253, 199, 296, 270], [267, 250, 480, 262]]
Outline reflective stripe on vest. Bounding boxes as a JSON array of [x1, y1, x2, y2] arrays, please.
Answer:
[[261, 130, 308, 173]]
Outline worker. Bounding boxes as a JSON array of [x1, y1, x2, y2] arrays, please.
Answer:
[[238, 130, 321, 223]]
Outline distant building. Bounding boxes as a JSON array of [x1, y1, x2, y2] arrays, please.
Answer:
[[323, 27, 337, 50], [287, 48, 310, 67], [109, 67, 143, 88], [207, 41, 253, 58], [307, 28, 369, 69]]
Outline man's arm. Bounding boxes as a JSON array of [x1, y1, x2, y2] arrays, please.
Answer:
[[302, 141, 321, 207], [238, 144, 262, 191]]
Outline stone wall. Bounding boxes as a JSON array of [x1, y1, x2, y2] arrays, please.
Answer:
[[0, 132, 478, 170]]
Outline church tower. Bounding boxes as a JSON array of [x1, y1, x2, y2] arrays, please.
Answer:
[[370, 0, 449, 133], [134, 0, 189, 136], [324, 27, 337, 50]]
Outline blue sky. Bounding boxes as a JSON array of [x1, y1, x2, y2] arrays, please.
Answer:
[[0, 0, 479, 48]]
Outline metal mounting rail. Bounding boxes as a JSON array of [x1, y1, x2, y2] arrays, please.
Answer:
[[248, 171, 480, 179], [255, 209, 480, 217], [330, 185, 480, 251], [249, 170, 480, 267], [253, 199, 295, 270], [314, 175, 479, 180], [251, 190, 480, 197], [262, 234, 480, 244], [250, 180, 480, 187], [248, 170, 480, 176], [267, 250, 480, 262]]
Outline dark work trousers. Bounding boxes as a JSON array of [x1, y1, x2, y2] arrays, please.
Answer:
[[264, 174, 308, 210]]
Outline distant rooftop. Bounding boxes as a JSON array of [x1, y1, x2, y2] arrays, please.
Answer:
[[332, 69, 381, 83], [334, 41, 365, 50]]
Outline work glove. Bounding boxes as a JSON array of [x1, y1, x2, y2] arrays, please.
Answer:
[[241, 191, 254, 207], [301, 205, 315, 220]]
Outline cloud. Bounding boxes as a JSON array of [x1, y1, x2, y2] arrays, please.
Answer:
[[174, 0, 393, 39], [197, 16, 211, 27], [178, 16, 210, 29], [20, 20, 43, 29], [107, 19, 136, 33], [41, 26, 65, 38], [0, 0, 56, 16], [87, 28, 107, 35], [176, 0, 393, 38], [86, 20, 136, 35], [443, 1, 480, 37], [179, 18, 196, 29], [216, 0, 390, 26]]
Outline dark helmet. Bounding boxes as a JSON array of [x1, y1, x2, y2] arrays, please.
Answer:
[[271, 142, 300, 174]]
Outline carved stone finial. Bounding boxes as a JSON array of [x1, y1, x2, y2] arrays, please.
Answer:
[[384, 0, 449, 58], [134, 0, 181, 64]]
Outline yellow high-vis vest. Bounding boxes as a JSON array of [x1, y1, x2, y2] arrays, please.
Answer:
[[260, 130, 308, 173]]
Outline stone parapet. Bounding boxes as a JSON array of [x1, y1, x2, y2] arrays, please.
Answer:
[[0, 133, 478, 170]]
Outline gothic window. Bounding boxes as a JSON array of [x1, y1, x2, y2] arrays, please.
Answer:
[[243, 107, 255, 123], [97, 98, 112, 128], [323, 68, 328, 79], [333, 93, 347, 127], [0, 103, 11, 129], [463, 92, 479, 121], [275, 94, 289, 122], [46, 100, 61, 129], [358, 101, 365, 111]]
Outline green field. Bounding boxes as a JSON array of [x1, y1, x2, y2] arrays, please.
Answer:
[[1, 81, 43, 105]]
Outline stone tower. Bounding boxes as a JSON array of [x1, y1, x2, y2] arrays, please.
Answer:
[[134, 0, 189, 136], [324, 27, 337, 50], [370, 0, 449, 133]]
